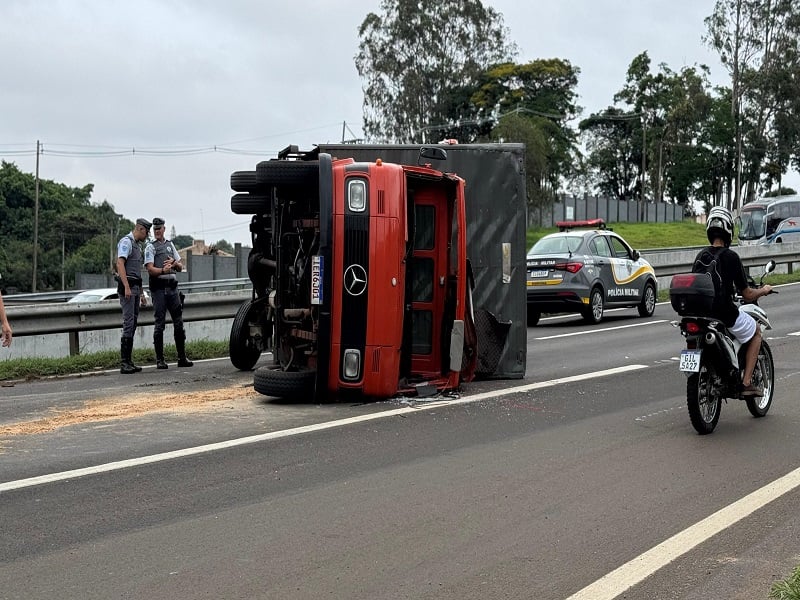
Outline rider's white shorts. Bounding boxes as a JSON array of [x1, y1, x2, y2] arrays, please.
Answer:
[[730, 310, 757, 344]]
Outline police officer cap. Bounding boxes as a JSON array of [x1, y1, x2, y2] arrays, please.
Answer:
[[152, 217, 165, 227], [136, 218, 152, 230]]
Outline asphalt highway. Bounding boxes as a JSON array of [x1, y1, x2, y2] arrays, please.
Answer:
[[1, 285, 799, 599]]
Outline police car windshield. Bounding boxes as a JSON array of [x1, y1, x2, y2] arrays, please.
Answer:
[[529, 235, 583, 255]]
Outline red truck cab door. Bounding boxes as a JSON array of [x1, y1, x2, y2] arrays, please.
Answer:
[[407, 185, 451, 378]]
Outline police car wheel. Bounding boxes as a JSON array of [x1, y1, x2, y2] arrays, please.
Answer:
[[582, 287, 604, 324], [638, 282, 656, 317]]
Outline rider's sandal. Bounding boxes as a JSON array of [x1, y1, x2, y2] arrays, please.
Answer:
[[741, 384, 763, 397]]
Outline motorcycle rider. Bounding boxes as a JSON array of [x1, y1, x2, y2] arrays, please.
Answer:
[[698, 206, 772, 396]]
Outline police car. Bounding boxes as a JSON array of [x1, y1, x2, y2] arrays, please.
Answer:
[[526, 219, 657, 326]]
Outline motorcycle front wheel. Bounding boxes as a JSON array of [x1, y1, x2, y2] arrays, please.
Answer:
[[687, 360, 722, 435], [745, 340, 774, 418]]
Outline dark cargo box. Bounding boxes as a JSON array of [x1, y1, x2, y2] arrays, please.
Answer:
[[669, 273, 715, 316]]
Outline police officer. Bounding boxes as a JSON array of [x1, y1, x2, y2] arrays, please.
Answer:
[[116, 218, 151, 374], [144, 217, 193, 369]]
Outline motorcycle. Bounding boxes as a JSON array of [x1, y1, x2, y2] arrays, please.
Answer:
[[669, 260, 777, 434]]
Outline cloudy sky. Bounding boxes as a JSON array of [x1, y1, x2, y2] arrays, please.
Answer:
[[2, 0, 789, 246]]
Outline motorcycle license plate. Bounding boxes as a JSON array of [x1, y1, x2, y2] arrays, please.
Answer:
[[679, 350, 701, 373]]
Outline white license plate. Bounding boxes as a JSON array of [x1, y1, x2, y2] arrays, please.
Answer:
[[529, 269, 549, 278], [679, 350, 701, 372], [311, 255, 323, 305]]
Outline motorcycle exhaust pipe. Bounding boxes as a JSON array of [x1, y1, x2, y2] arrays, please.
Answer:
[[705, 332, 716, 345]]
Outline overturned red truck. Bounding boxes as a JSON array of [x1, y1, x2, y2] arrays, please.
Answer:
[[229, 143, 527, 400]]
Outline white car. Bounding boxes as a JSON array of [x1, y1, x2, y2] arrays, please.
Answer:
[[68, 288, 152, 304]]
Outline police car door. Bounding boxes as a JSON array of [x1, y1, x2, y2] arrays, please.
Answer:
[[607, 235, 640, 303], [589, 235, 614, 302]]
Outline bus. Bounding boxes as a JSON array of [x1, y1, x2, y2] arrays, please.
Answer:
[[737, 194, 800, 246]]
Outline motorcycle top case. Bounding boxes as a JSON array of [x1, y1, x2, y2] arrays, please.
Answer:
[[669, 273, 715, 316]]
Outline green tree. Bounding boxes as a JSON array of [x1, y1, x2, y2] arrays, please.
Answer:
[[612, 52, 715, 207], [172, 235, 194, 250], [355, 0, 516, 143], [474, 59, 581, 193], [579, 108, 642, 202], [213, 239, 235, 255], [704, 0, 800, 207], [0, 161, 129, 292]]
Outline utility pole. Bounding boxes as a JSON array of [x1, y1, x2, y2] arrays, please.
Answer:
[[61, 232, 65, 291], [640, 117, 646, 222], [32, 140, 40, 292]]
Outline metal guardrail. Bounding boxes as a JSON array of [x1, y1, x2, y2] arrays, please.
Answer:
[[7, 290, 252, 357], [641, 244, 800, 277], [2, 278, 251, 305]]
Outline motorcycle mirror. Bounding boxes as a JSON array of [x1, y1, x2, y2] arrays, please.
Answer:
[[765, 260, 776, 274]]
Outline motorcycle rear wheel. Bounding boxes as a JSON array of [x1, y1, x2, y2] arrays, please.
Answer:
[[687, 360, 722, 435], [745, 340, 774, 418]]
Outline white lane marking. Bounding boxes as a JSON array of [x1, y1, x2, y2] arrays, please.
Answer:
[[565, 466, 800, 600], [535, 320, 668, 340], [0, 364, 648, 493], [788, 332, 800, 336]]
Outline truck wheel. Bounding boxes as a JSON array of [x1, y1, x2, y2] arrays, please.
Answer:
[[253, 367, 316, 399], [231, 193, 272, 215], [255, 160, 318, 186], [230, 170, 260, 192], [229, 300, 266, 370]]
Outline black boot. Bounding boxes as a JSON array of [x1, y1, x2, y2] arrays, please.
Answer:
[[175, 331, 193, 367], [130, 338, 142, 372], [154, 333, 168, 369], [120, 337, 137, 375]]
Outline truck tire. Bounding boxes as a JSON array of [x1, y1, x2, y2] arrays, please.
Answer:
[[230, 170, 260, 192], [253, 367, 316, 399], [229, 300, 266, 370], [255, 160, 318, 187], [231, 193, 271, 215]]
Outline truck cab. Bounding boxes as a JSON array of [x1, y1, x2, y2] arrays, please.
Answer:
[[229, 146, 477, 401]]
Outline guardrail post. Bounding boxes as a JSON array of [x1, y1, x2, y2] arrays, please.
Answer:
[[69, 331, 80, 356]]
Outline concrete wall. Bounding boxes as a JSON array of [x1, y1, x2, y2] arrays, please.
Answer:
[[4, 318, 233, 361], [530, 195, 684, 228]]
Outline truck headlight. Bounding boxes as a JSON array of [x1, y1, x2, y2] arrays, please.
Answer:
[[343, 349, 361, 379], [348, 180, 367, 212]]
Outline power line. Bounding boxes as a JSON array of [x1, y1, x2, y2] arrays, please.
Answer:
[[0, 119, 365, 159]]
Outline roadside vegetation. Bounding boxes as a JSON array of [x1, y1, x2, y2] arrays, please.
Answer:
[[526, 220, 710, 249], [771, 565, 800, 600], [0, 340, 227, 382]]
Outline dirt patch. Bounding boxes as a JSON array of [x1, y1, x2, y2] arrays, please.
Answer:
[[0, 385, 260, 437]]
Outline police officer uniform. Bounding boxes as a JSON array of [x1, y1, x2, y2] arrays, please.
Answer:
[[116, 217, 151, 374], [144, 217, 193, 369]]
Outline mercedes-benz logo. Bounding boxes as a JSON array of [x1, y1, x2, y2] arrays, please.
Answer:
[[344, 264, 368, 296]]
